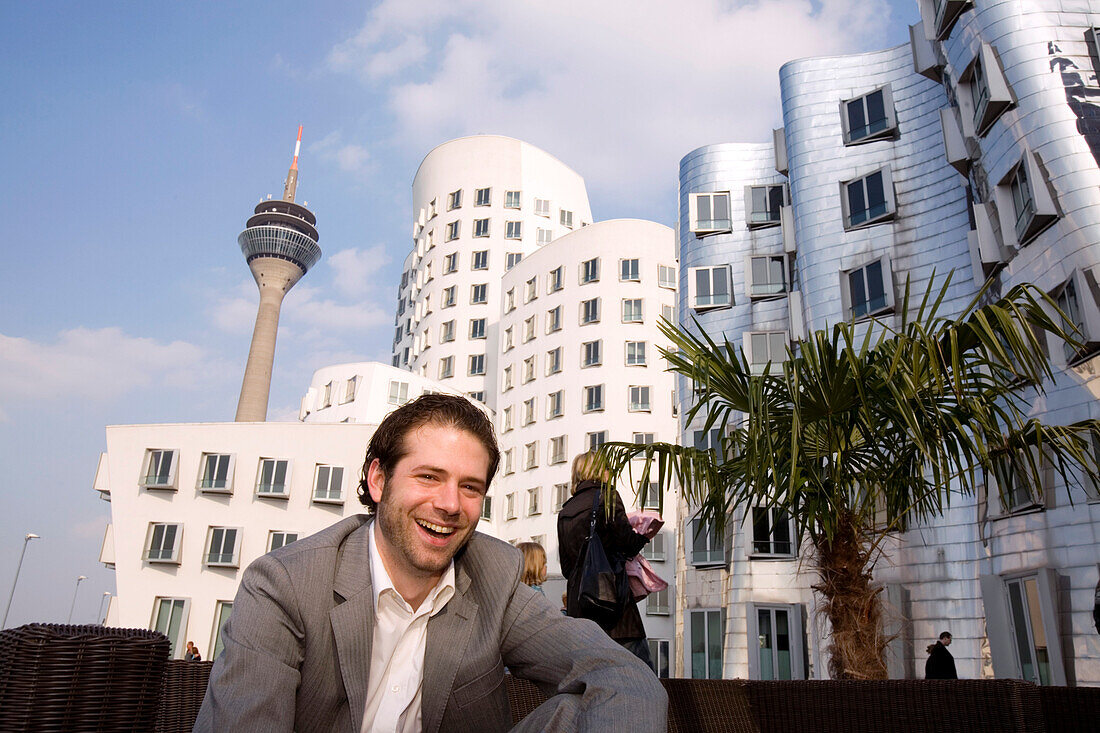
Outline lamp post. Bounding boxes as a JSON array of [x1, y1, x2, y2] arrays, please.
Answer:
[[67, 575, 87, 624], [2, 533, 40, 629], [97, 591, 111, 625]]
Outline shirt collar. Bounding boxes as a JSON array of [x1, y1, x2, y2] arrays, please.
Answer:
[[368, 520, 455, 616]]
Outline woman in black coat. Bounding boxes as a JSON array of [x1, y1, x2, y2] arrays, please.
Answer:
[[925, 631, 958, 679], [557, 451, 651, 665]]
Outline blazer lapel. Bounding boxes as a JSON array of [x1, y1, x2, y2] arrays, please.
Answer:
[[330, 520, 375, 733], [420, 562, 478, 733]]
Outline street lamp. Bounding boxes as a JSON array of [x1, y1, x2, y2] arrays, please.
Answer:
[[97, 591, 111, 625], [67, 575, 87, 624], [2, 533, 40, 629]]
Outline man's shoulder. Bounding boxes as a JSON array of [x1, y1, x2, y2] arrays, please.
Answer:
[[459, 532, 522, 579]]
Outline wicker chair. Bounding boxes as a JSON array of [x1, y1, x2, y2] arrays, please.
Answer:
[[154, 660, 214, 732], [1036, 683, 1100, 733], [0, 623, 170, 732]]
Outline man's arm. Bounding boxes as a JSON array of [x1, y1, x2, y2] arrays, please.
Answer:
[[194, 553, 306, 732]]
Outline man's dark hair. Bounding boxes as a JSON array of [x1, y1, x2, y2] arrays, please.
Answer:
[[357, 393, 499, 511], [939, 631, 952, 641]]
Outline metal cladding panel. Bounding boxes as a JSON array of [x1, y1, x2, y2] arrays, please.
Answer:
[[238, 225, 322, 272]]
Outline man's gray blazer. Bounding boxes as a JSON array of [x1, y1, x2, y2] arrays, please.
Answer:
[[194, 514, 666, 732]]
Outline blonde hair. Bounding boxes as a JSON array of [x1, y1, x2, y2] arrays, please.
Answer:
[[570, 450, 611, 493], [518, 542, 547, 586]]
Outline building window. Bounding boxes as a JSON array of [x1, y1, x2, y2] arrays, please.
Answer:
[[480, 496, 492, 521], [475, 187, 491, 206], [641, 531, 666, 561], [548, 266, 564, 292], [690, 266, 732, 311], [930, 0, 971, 39], [468, 391, 485, 403], [620, 258, 640, 281], [841, 166, 896, 229], [560, 209, 574, 228], [629, 385, 651, 412], [448, 189, 462, 210], [626, 341, 647, 366], [584, 385, 604, 412], [745, 184, 785, 227], [843, 257, 893, 320], [199, 453, 233, 493], [535, 198, 550, 217], [982, 569, 1066, 685], [525, 277, 538, 303], [841, 86, 897, 145], [442, 285, 456, 308], [524, 316, 536, 343], [502, 365, 514, 392], [658, 264, 677, 289], [141, 449, 177, 489], [581, 257, 600, 284], [439, 356, 454, 379], [440, 320, 455, 343], [443, 252, 458, 274], [473, 218, 489, 238], [646, 588, 670, 616], [523, 397, 536, 426], [547, 390, 564, 420], [549, 435, 567, 464], [648, 639, 671, 678], [587, 431, 608, 450], [622, 298, 643, 323], [445, 221, 459, 241], [747, 255, 787, 298], [999, 152, 1058, 247], [503, 326, 514, 352], [505, 288, 516, 313], [211, 600, 233, 660], [752, 507, 794, 556], [472, 250, 489, 270], [153, 597, 190, 659], [314, 465, 344, 504], [964, 43, 1014, 137], [537, 227, 553, 245], [690, 192, 732, 234], [461, 317, 484, 341], [547, 306, 562, 333], [470, 284, 488, 304], [145, 523, 181, 563], [256, 459, 290, 497], [506, 492, 517, 520], [1053, 275, 1100, 365], [322, 381, 334, 408], [745, 331, 789, 375], [505, 190, 522, 209], [690, 609, 725, 679], [268, 531, 298, 551], [468, 354, 486, 376], [206, 527, 240, 567], [502, 407, 514, 433], [690, 516, 725, 565], [525, 441, 539, 470], [634, 432, 656, 446], [582, 340, 602, 367], [506, 254, 523, 273], [639, 481, 661, 510], [343, 376, 359, 403], [553, 483, 570, 512], [662, 304, 675, 324], [527, 486, 541, 516], [546, 347, 563, 375], [749, 604, 806, 680], [522, 356, 536, 384], [580, 298, 600, 324], [503, 448, 514, 474]]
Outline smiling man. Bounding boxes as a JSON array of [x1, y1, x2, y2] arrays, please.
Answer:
[[195, 393, 666, 733]]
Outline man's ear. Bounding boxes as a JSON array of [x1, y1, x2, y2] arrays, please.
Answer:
[[367, 459, 386, 504]]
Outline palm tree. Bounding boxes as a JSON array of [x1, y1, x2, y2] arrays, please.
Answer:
[[597, 274, 1100, 679]]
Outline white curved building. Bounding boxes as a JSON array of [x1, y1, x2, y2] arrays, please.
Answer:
[[297, 361, 472, 424]]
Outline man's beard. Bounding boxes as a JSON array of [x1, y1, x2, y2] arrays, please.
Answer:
[[375, 491, 472, 577]]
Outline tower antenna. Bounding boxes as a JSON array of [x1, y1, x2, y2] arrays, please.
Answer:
[[283, 125, 302, 202]]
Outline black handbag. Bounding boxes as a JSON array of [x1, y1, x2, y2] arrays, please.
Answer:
[[575, 487, 630, 629]]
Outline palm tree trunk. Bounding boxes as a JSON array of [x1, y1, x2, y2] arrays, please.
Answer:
[[813, 511, 890, 679]]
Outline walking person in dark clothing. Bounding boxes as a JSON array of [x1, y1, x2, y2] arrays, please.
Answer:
[[925, 631, 958, 679], [558, 451, 653, 667]]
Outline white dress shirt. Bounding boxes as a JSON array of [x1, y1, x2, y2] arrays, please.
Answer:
[[361, 522, 456, 733]]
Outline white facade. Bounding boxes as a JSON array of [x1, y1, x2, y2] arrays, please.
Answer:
[[298, 361, 473, 424]]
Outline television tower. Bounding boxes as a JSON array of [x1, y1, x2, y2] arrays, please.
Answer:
[[234, 126, 321, 421]]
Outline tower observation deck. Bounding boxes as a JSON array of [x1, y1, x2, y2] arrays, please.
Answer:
[[234, 126, 322, 422]]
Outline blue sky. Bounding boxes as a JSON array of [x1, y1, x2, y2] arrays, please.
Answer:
[[0, 0, 919, 626]]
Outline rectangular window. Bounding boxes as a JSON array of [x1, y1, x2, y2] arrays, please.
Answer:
[[622, 298, 643, 323], [439, 356, 454, 379], [153, 597, 190, 659], [535, 198, 551, 217], [321, 381, 333, 408], [547, 391, 564, 419], [146, 522, 181, 563], [257, 459, 289, 497], [448, 189, 462, 210], [694, 428, 724, 455], [690, 609, 725, 679], [620, 258, 640, 281], [523, 316, 536, 343], [746, 185, 785, 226], [503, 448, 514, 473], [690, 192, 732, 234], [752, 507, 794, 556], [199, 453, 233, 492], [641, 531, 666, 561], [468, 391, 485, 403], [522, 397, 536, 425], [314, 465, 344, 504], [472, 250, 489, 270], [746, 331, 789, 375], [475, 187, 491, 206], [502, 365, 514, 391], [553, 483, 570, 512], [469, 318, 487, 340], [505, 288, 516, 313], [268, 531, 299, 551], [629, 385, 651, 412], [646, 587, 670, 616], [468, 354, 486, 376], [142, 449, 177, 489], [747, 255, 787, 298], [547, 306, 562, 333], [525, 442, 539, 470], [560, 209, 574, 228], [211, 600, 233, 660], [842, 86, 897, 144], [442, 285, 457, 308], [662, 303, 675, 324], [648, 639, 671, 678], [537, 227, 553, 245], [691, 266, 732, 310], [440, 320, 455, 343], [658, 264, 677, 289], [842, 167, 896, 229], [506, 492, 517, 520], [581, 258, 599, 284], [344, 376, 359, 403], [444, 252, 458, 274], [690, 516, 725, 565], [548, 266, 564, 292], [639, 481, 661, 510], [549, 435, 567, 464], [525, 277, 538, 303], [445, 221, 460, 241], [634, 432, 655, 446], [546, 347, 562, 375], [503, 326, 514, 351], [480, 496, 492, 521], [583, 340, 602, 367], [206, 527, 240, 567], [584, 385, 604, 412], [587, 431, 608, 450], [844, 258, 892, 320], [523, 355, 536, 382], [505, 190, 522, 209], [626, 341, 647, 366], [963, 43, 1013, 137], [470, 284, 488, 304], [473, 218, 489, 237], [503, 407, 513, 433], [527, 487, 541, 516], [749, 604, 806, 680], [580, 298, 600, 324]]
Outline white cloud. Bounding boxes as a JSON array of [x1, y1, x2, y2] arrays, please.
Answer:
[[285, 284, 392, 334], [327, 0, 898, 212], [328, 246, 393, 298], [309, 131, 371, 175]]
